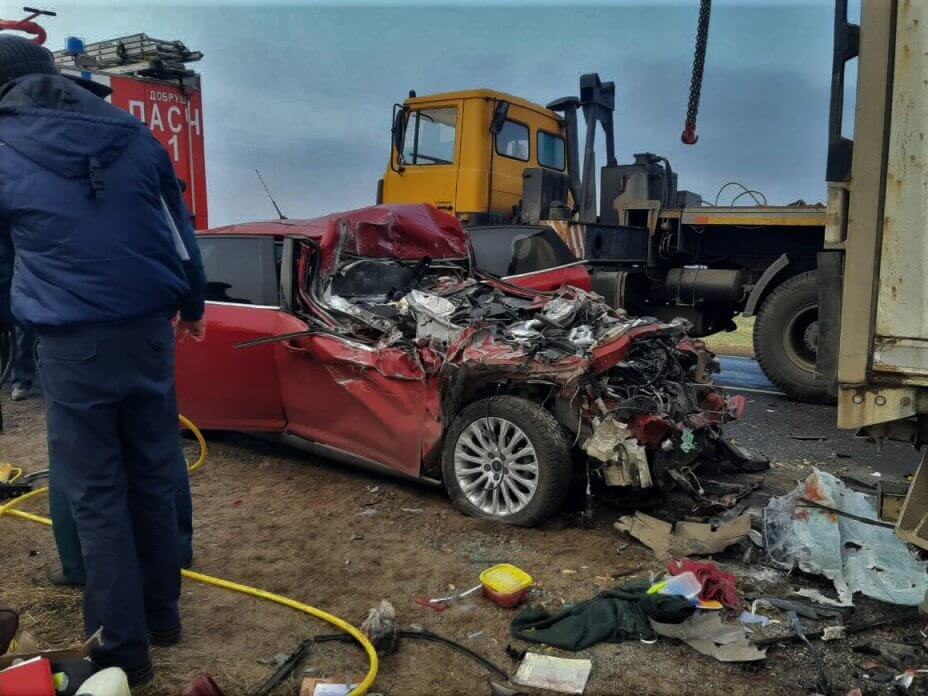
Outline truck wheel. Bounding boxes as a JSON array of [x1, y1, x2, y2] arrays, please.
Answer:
[[753, 271, 834, 404], [442, 396, 572, 527]]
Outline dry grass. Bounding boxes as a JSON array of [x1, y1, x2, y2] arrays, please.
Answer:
[[705, 316, 755, 358], [1, 389, 918, 695]]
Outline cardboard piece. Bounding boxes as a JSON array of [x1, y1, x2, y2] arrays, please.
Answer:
[[614, 512, 751, 560], [0, 628, 102, 670], [651, 613, 767, 662]]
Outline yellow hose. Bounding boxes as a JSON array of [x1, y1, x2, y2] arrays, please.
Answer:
[[0, 415, 378, 696]]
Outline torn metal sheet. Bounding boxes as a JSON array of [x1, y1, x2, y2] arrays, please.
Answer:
[[650, 613, 767, 662], [764, 469, 928, 606], [614, 512, 750, 560]]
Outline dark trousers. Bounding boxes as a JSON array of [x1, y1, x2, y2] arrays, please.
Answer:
[[12, 321, 35, 388], [50, 448, 194, 584], [38, 315, 182, 672]]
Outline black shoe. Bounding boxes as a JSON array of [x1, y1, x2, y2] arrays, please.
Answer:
[[124, 660, 155, 688], [148, 625, 182, 647], [47, 566, 84, 588]]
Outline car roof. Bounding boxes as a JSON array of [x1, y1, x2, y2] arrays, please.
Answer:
[[199, 203, 471, 265]]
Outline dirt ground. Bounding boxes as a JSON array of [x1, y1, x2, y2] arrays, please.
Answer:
[[1, 389, 925, 696]]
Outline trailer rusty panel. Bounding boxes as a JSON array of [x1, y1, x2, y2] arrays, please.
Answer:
[[871, 0, 928, 383]]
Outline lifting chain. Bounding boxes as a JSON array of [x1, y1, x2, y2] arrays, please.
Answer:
[[682, 0, 712, 145]]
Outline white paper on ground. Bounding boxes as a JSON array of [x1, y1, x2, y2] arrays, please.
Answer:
[[513, 653, 592, 695]]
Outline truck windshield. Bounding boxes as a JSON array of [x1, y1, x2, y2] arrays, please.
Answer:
[[402, 107, 457, 165]]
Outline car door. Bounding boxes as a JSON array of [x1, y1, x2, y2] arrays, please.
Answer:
[[271, 245, 442, 477], [175, 235, 288, 431]]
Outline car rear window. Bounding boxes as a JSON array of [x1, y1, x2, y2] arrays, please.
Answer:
[[470, 226, 576, 277], [198, 236, 279, 306]]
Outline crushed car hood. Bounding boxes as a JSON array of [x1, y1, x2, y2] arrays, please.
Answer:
[[283, 205, 753, 486]]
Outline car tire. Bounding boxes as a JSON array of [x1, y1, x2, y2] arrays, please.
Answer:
[[442, 396, 572, 527], [754, 271, 834, 404]]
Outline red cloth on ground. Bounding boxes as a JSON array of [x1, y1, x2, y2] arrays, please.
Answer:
[[667, 558, 740, 609]]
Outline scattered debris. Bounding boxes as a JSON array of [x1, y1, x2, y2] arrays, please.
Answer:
[[428, 585, 481, 605], [793, 588, 852, 608], [764, 469, 928, 606], [667, 559, 740, 609], [753, 606, 921, 648], [510, 580, 694, 651], [361, 600, 398, 654], [876, 480, 909, 523], [648, 571, 702, 601], [788, 610, 833, 695], [752, 597, 842, 620], [614, 512, 750, 560], [852, 640, 924, 670], [480, 564, 534, 608], [512, 653, 592, 695], [0, 627, 102, 670], [651, 613, 767, 662], [299, 679, 362, 696], [257, 653, 290, 667], [738, 610, 774, 627]]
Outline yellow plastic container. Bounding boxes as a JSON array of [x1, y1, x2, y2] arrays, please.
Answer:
[[479, 563, 533, 607]]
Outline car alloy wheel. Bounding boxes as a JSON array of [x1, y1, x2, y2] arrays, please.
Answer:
[[453, 416, 539, 517]]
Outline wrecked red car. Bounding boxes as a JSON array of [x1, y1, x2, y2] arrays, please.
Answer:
[[176, 204, 751, 526]]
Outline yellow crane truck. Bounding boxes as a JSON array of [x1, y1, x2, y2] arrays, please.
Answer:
[[378, 76, 829, 403]]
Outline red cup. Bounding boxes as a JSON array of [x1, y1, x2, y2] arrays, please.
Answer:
[[182, 674, 225, 696], [0, 657, 56, 696]]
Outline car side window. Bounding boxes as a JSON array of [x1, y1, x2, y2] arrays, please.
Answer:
[[495, 120, 529, 162], [197, 236, 279, 306]]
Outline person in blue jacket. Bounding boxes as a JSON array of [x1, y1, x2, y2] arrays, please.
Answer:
[[0, 36, 206, 686]]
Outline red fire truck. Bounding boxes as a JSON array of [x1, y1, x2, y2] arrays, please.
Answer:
[[52, 33, 209, 229]]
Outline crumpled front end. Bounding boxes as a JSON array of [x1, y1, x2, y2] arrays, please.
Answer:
[[295, 207, 758, 496]]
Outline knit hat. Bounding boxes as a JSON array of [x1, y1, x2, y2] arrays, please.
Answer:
[[0, 34, 58, 86]]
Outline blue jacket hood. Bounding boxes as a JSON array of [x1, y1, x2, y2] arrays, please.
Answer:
[[0, 74, 140, 179]]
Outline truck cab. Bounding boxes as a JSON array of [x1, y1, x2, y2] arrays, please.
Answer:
[[380, 89, 566, 225], [378, 75, 835, 404]]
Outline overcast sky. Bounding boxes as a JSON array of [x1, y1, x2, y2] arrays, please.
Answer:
[[41, 0, 844, 227]]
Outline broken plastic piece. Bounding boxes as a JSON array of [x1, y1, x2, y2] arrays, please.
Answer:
[[648, 571, 702, 600], [512, 653, 592, 695], [738, 611, 773, 627]]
